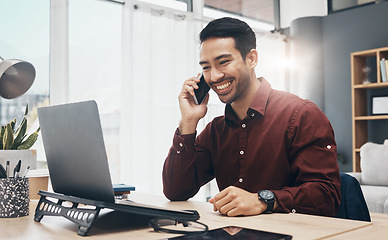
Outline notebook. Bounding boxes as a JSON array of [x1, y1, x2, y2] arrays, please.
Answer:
[[37, 100, 199, 221]]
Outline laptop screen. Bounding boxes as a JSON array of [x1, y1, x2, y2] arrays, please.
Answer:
[[38, 101, 115, 203]]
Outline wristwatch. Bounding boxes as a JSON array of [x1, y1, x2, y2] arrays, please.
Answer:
[[258, 190, 275, 213]]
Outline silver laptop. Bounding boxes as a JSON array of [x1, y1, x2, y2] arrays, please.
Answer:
[[38, 100, 199, 220]]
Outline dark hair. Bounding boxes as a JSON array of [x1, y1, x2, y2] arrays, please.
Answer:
[[199, 17, 256, 60]]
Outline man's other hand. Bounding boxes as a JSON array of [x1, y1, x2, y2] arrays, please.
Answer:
[[208, 186, 267, 216]]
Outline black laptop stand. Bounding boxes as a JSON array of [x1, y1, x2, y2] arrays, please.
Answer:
[[34, 190, 201, 236], [34, 190, 105, 236]]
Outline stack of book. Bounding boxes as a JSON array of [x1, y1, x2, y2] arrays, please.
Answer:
[[380, 58, 388, 82]]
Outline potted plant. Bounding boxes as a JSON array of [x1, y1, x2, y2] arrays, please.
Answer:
[[0, 104, 40, 175]]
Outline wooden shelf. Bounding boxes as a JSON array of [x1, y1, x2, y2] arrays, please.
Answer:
[[354, 115, 388, 120], [351, 46, 388, 172], [354, 82, 388, 89]]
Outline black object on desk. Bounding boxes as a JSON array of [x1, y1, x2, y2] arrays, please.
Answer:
[[34, 190, 200, 237], [0, 164, 7, 178], [0, 178, 29, 218], [5, 161, 10, 179], [167, 226, 293, 240], [13, 160, 21, 178]]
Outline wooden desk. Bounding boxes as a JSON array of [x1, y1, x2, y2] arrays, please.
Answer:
[[325, 212, 388, 240], [0, 192, 383, 240]]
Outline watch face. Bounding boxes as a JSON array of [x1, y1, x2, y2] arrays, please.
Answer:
[[259, 190, 274, 200]]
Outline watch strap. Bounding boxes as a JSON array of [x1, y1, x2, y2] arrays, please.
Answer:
[[265, 199, 275, 213]]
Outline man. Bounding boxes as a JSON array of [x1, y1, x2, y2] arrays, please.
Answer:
[[162, 17, 340, 217]]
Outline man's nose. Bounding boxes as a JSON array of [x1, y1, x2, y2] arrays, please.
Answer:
[[210, 68, 224, 83]]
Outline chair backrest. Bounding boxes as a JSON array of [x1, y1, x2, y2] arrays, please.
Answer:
[[335, 172, 371, 222]]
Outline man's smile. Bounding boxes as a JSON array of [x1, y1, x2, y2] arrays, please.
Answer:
[[216, 82, 231, 90], [211, 78, 234, 95]]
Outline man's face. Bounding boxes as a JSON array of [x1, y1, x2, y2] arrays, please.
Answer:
[[199, 37, 251, 104]]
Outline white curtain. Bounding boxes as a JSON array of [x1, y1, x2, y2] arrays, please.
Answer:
[[121, 3, 201, 197]]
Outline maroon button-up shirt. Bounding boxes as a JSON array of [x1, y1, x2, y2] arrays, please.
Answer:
[[163, 78, 340, 216]]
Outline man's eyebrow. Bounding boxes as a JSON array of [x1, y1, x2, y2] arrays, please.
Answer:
[[199, 60, 208, 65], [215, 54, 232, 60], [199, 54, 232, 65]]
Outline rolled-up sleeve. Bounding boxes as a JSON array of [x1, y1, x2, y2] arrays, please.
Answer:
[[272, 102, 341, 216]]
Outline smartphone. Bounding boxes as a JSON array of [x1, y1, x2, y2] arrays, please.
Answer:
[[193, 73, 210, 105]]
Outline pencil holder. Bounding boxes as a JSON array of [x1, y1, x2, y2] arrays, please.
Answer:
[[0, 178, 29, 218]]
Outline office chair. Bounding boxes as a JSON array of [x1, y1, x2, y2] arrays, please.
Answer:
[[335, 172, 371, 222]]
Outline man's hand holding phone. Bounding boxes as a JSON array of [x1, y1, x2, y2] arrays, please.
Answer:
[[178, 73, 210, 135], [193, 73, 210, 105]]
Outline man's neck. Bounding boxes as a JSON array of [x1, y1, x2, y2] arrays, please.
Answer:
[[231, 78, 261, 121]]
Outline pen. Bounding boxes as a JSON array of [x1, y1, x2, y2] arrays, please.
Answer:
[[22, 166, 30, 178], [6, 161, 10, 179], [0, 164, 6, 178], [14, 160, 22, 178]]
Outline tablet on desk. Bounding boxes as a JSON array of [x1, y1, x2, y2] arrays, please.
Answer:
[[166, 226, 292, 240]]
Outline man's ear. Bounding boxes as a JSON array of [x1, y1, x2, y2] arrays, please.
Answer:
[[246, 49, 258, 69]]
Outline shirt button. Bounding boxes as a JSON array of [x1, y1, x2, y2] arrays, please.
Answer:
[[240, 150, 244, 155], [239, 178, 243, 183], [176, 150, 180, 154], [292, 209, 296, 213], [241, 123, 246, 128], [326, 145, 332, 149], [251, 113, 255, 117], [179, 143, 183, 148]]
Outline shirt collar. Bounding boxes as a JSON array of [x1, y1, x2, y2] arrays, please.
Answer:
[[225, 77, 271, 125]]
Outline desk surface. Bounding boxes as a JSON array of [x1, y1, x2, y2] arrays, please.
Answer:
[[0, 192, 386, 240]]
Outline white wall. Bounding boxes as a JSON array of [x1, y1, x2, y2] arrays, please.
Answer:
[[280, 0, 327, 28]]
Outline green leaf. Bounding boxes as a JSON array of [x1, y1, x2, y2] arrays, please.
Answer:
[[10, 118, 16, 132], [0, 104, 39, 150], [24, 103, 29, 116], [3, 123, 14, 150], [0, 126, 5, 149], [11, 117, 28, 149], [17, 128, 39, 150]]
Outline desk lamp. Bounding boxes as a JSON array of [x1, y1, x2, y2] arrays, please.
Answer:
[[0, 56, 35, 99]]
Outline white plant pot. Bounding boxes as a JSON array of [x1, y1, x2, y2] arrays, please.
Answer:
[[0, 150, 37, 178]]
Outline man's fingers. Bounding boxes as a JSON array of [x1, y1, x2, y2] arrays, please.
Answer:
[[183, 85, 195, 96], [212, 188, 236, 213], [213, 187, 230, 202], [225, 207, 240, 217], [184, 77, 200, 89], [218, 201, 236, 215], [213, 188, 228, 211], [181, 78, 200, 97], [210, 187, 264, 216]]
